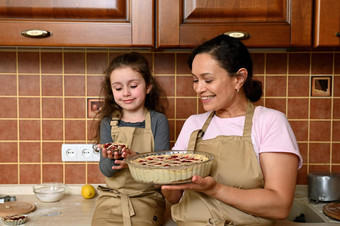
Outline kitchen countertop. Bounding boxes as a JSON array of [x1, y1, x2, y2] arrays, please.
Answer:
[[0, 185, 339, 225], [0, 185, 97, 226], [2, 195, 96, 226]]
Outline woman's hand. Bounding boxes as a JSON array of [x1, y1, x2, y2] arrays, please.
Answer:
[[162, 176, 219, 198], [160, 187, 183, 204]]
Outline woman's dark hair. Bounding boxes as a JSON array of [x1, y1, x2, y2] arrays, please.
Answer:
[[188, 34, 262, 102], [91, 52, 167, 144]]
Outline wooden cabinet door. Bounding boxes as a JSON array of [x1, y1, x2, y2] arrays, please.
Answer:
[[157, 0, 312, 48], [314, 0, 340, 47], [0, 0, 153, 47]]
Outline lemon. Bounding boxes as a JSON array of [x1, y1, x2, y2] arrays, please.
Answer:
[[81, 184, 96, 199]]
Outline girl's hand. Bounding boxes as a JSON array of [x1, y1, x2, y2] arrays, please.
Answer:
[[111, 148, 136, 170], [162, 175, 219, 197], [112, 159, 128, 170], [100, 145, 122, 160]]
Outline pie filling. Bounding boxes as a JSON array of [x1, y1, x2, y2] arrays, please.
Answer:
[[100, 142, 127, 154], [133, 153, 209, 167]]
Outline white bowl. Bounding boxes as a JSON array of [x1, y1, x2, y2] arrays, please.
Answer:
[[33, 183, 65, 202]]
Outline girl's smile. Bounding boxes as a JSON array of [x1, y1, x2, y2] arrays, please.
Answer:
[[122, 98, 135, 104]]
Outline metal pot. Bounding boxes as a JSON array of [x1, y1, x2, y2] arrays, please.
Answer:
[[308, 173, 340, 202]]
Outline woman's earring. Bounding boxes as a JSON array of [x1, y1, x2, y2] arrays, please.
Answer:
[[236, 88, 240, 93]]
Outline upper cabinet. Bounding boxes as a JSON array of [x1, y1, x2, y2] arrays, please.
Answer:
[[0, 0, 154, 47], [157, 0, 313, 48], [314, 0, 340, 47], [1, 0, 338, 48]]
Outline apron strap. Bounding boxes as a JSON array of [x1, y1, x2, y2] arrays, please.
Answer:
[[121, 194, 135, 226], [187, 112, 214, 151], [144, 108, 151, 130], [110, 117, 119, 127], [243, 101, 255, 137], [110, 117, 120, 141], [98, 186, 136, 226], [201, 112, 214, 134], [187, 130, 200, 151], [98, 185, 159, 226]]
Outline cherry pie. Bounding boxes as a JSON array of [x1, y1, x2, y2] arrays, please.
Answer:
[[126, 151, 214, 184]]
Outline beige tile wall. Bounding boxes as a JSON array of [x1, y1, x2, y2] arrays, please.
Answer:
[[0, 48, 339, 185]]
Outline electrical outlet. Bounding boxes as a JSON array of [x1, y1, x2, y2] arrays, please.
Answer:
[[63, 146, 78, 161], [61, 144, 100, 162]]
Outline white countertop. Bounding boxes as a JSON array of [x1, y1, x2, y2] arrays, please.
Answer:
[[2, 194, 95, 226], [0, 185, 98, 226], [0, 184, 176, 226], [0, 185, 339, 226]]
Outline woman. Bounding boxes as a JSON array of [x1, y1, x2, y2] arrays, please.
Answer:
[[162, 35, 302, 225]]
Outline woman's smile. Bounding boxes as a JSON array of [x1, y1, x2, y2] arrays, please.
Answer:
[[200, 95, 215, 103]]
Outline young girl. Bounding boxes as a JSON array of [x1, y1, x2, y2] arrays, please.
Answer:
[[91, 52, 170, 226]]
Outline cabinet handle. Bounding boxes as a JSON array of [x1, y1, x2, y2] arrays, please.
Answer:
[[224, 31, 250, 40], [336, 32, 340, 37], [21, 29, 52, 38]]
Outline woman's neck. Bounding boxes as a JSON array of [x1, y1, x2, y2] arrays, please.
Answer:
[[215, 98, 248, 118]]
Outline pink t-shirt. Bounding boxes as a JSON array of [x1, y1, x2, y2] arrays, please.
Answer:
[[172, 106, 303, 169]]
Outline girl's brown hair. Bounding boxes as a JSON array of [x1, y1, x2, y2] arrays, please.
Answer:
[[91, 52, 167, 144]]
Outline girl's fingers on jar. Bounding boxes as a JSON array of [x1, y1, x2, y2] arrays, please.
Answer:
[[113, 151, 122, 159], [106, 150, 114, 159]]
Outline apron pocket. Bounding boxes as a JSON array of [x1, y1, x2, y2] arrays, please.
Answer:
[[131, 196, 165, 226], [92, 195, 125, 226]]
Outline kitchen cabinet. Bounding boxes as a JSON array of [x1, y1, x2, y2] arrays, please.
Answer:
[[0, 0, 153, 47], [156, 0, 313, 48], [314, 0, 340, 47]]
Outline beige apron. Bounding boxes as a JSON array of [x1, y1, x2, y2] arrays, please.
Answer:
[[172, 101, 276, 226], [91, 109, 165, 226]]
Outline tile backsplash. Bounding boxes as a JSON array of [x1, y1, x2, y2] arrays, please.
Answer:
[[0, 48, 339, 185]]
